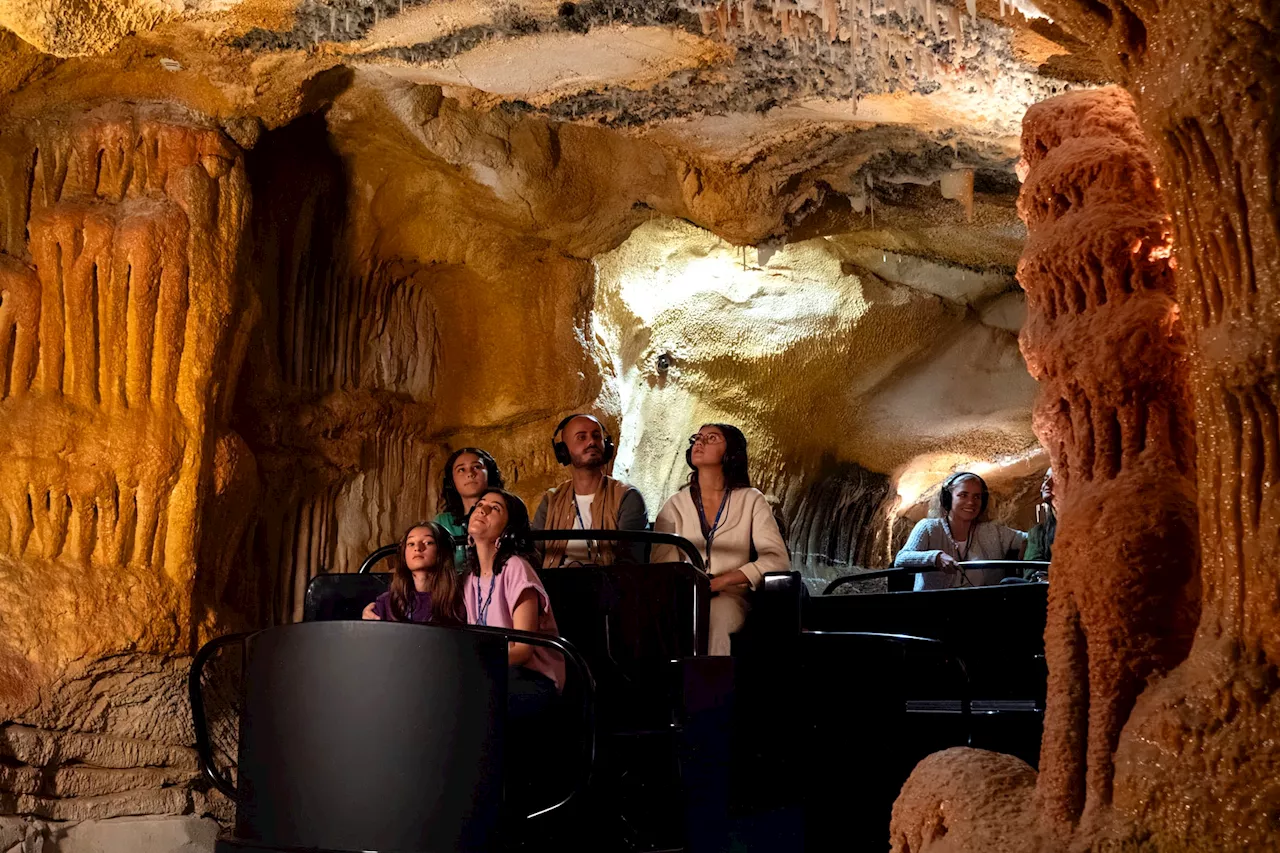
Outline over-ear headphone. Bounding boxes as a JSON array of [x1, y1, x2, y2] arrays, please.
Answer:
[[939, 472, 989, 515], [551, 414, 615, 466], [684, 436, 744, 472]]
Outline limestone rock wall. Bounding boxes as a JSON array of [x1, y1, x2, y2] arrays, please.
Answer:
[[596, 216, 1043, 588], [890, 30, 1280, 846], [0, 101, 251, 827]]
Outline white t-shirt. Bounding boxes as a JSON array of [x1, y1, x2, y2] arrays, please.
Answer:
[[564, 494, 593, 562]]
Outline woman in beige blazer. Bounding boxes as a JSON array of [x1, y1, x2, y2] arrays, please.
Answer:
[[653, 424, 790, 655]]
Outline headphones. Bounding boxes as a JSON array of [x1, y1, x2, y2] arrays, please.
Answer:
[[552, 414, 615, 466], [684, 431, 743, 472], [939, 472, 989, 515]]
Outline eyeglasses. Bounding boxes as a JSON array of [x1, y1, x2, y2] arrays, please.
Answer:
[[689, 433, 723, 446]]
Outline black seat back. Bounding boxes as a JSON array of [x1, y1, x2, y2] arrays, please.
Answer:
[[303, 573, 390, 622], [538, 562, 710, 729]]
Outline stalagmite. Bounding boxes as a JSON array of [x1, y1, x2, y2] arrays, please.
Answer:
[[890, 87, 1203, 853]]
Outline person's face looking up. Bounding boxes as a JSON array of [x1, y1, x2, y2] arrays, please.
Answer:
[[452, 452, 489, 500], [467, 492, 509, 543], [690, 426, 727, 468], [948, 476, 985, 523], [1041, 469, 1056, 509], [403, 527, 439, 571], [565, 416, 606, 469]]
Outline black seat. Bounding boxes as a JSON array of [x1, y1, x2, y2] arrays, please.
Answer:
[[538, 561, 708, 733], [303, 573, 389, 622]]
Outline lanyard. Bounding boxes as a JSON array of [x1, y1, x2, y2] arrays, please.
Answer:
[[943, 517, 974, 586], [694, 486, 731, 572], [474, 574, 497, 626], [571, 496, 595, 563]]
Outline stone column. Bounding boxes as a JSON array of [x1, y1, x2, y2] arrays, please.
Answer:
[[1016, 87, 1199, 835], [0, 102, 252, 823]]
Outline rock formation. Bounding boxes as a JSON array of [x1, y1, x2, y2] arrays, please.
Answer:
[[0, 101, 251, 827], [890, 85, 1200, 852], [891, 0, 1280, 833], [595, 216, 1042, 587], [1018, 87, 1202, 839]]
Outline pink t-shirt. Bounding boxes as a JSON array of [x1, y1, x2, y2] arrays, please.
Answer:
[[464, 556, 565, 692]]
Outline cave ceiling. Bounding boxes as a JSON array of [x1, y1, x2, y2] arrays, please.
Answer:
[[0, 0, 1105, 250]]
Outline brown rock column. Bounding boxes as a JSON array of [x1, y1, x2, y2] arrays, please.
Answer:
[[1016, 87, 1199, 834], [1024, 1, 1280, 846], [0, 103, 253, 816]]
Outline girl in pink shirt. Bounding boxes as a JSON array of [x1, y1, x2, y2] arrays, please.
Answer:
[[464, 488, 565, 720]]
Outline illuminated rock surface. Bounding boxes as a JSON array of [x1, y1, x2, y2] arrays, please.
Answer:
[[1, 0, 1275, 849]]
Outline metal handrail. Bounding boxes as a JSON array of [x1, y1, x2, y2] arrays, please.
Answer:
[[357, 544, 398, 575], [188, 631, 251, 799], [357, 531, 707, 574], [526, 530, 709, 657], [823, 561, 1050, 595], [529, 529, 707, 572]]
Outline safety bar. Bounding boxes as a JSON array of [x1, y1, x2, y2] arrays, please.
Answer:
[[188, 624, 596, 820], [358, 544, 398, 575], [528, 529, 706, 572], [530, 531, 710, 657], [188, 631, 250, 799], [359, 531, 707, 573], [823, 561, 1050, 595]]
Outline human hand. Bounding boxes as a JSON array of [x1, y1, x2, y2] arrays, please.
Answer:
[[936, 553, 959, 573], [361, 602, 381, 620]]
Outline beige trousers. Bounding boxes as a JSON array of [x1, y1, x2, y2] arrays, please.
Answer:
[[709, 591, 750, 656]]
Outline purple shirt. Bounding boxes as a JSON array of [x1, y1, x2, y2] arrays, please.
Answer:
[[371, 590, 433, 624], [464, 556, 565, 691]]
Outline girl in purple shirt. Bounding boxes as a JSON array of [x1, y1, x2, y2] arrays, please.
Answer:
[[361, 520, 465, 625], [464, 488, 565, 720]]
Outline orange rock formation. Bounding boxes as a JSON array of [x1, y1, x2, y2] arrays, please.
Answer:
[[891, 86, 1200, 852], [892, 0, 1280, 833]]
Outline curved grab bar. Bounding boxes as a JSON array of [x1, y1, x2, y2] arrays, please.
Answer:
[[461, 625, 597, 819], [357, 544, 399, 575], [822, 568, 924, 595], [528, 529, 707, 573], [188, 631, 251, 800], [529, 527, 706, 568], [359, 531, 708, 574], [823, 561, 1051, 595]]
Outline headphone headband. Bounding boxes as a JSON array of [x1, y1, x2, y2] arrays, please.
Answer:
[[940, 471, 989, 514]]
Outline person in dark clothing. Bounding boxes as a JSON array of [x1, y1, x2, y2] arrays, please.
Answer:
[[361, 520, 465, 624], [1024, 468, 1057, 573]]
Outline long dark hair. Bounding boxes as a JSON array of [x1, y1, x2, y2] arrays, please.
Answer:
[[685, 423, 752, 491], [390, 521, 465, 625], [464, 488, 538, 576], [440, 448, 505, 521]]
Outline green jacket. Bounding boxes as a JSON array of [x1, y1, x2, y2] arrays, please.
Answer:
[[435, 511, 468, 570], [1023, 512, 1056, 577]]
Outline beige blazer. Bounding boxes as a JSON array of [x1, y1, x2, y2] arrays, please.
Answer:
[[653, 487, 789, 588]]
